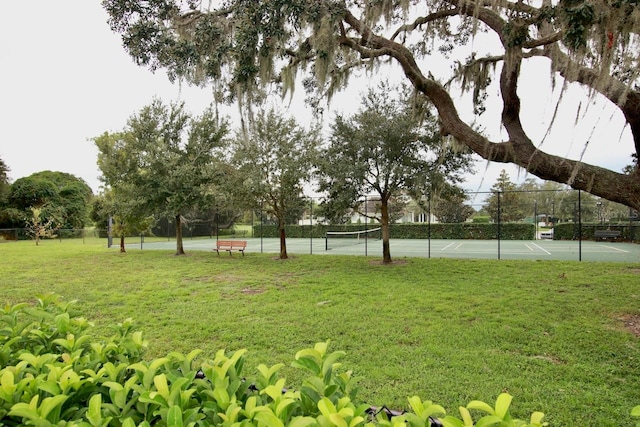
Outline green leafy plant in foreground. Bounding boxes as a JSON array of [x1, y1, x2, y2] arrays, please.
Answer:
[[632, 405, 640, 426], [0, 294, 557, 426]]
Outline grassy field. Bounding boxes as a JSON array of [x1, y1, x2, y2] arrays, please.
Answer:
[[2, 238, 640, 425]]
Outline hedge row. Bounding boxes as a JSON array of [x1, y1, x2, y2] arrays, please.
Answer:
[[552, 223, 640, 241], [253, 223, 535, 240]]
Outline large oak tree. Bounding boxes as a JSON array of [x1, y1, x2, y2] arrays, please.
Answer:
[[318, 84, 473, 263], [94, 100, 229, 255], [104, 0, 640, 209]]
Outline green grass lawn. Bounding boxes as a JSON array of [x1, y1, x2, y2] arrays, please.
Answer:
[[2, 238, 640, 425]]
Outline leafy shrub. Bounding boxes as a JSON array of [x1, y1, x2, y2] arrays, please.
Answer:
[[0, 294, 550, 426]]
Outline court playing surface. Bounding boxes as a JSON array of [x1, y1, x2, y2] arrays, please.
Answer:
[[126, 237, 640, 262]]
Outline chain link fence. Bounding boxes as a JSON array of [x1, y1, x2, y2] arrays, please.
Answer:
[[2, 189, 638, 260]]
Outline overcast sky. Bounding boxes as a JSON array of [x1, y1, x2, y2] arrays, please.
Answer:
[[0, 1, 634, 200]]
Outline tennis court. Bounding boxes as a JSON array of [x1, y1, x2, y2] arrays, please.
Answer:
[[125, 236, 640, 262]]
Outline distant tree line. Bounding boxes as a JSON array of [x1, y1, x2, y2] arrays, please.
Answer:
[[480, 169, 636, 225]]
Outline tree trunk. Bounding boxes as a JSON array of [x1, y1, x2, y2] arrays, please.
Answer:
[[381, 199, 392, 264], [175, 214, 185, 255], [120, 234, 126, 253], [279, 219, 288, 259]]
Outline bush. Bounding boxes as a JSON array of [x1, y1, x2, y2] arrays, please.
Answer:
[[253, 224, 327, 239], [0, 294, 551, 426], [389, 223, 534, 240], [254, 224, 535, 240], [471, 216, 491, 224]]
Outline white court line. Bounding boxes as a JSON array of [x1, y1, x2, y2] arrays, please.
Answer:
[[455, 243, 463, 250], [530, 243, 552, 255], [603, 245, 629, 253], [524, 244, 534, 252], [442, 242, 456, 251]]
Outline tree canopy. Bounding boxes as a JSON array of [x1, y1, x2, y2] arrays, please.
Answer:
[[4, 171, 92, 230], [0, 158, 13, 227], [104, 0, 640, 210], [319, 84, 474, 263], [94, 99, 229, 255], [230, 108, 320, 259], [484, 169, 527, 223], [432, 191, 475, 224], [0, 157, 9, 201]]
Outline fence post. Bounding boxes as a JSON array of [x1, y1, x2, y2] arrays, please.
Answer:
[[627, 206, 633, 242], [578, 190, 582, 261], [497, 191, 501, 260], [427, 193, 431, 259], [534, 200, 538, 240], [310, 198, 313, 255], [364, 195, 368, 257]]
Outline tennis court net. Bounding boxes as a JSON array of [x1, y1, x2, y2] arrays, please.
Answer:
[[325, 228, 382, 250]]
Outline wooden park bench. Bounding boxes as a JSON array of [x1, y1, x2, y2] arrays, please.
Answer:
[[214, 240, 247, 256], [594, 230, 621, 242]]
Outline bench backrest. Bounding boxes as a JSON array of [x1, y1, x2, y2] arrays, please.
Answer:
[[594, 230, 620, 236], [217, 240, 247, 248]]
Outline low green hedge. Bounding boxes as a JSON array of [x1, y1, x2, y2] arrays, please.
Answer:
[[552, 223, 640, 241], [0, 294, 554, 426], [389, 223, 534, 240], [253, 224, 535, 240]]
